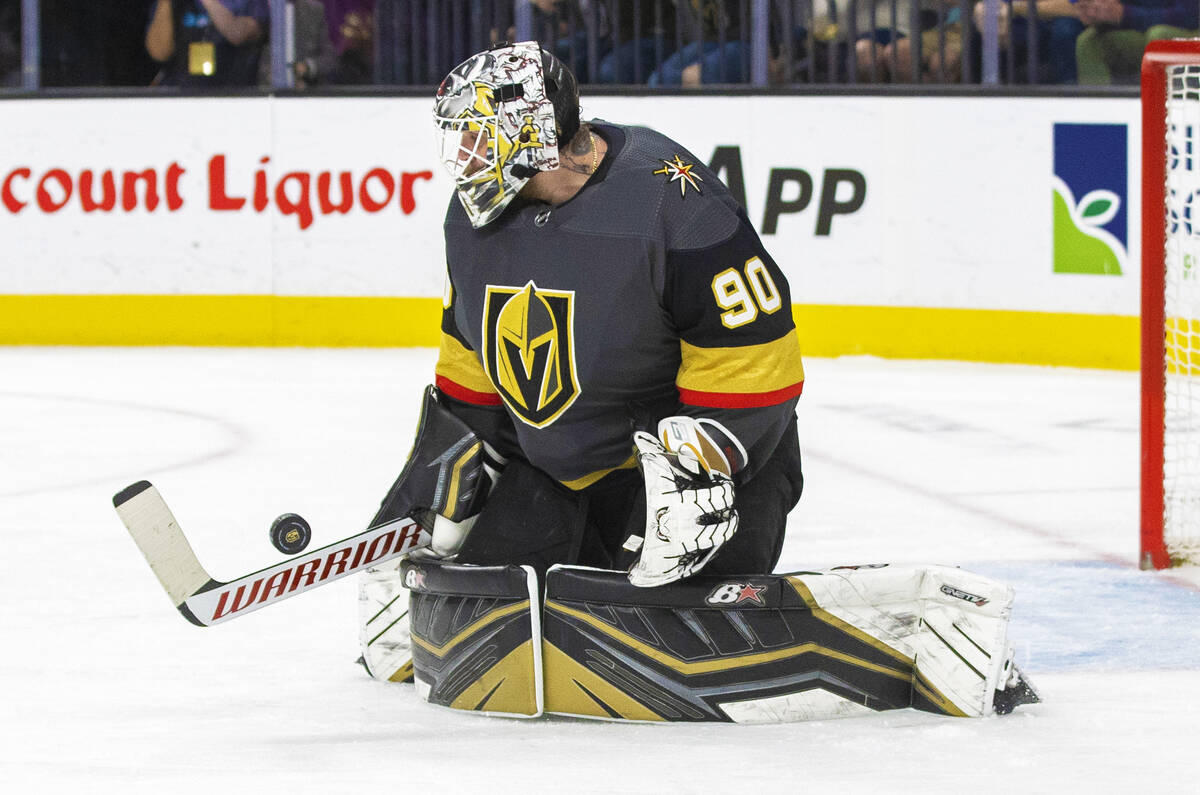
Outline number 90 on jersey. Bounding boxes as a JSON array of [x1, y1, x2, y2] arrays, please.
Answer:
[[711, 256, 782, 329]]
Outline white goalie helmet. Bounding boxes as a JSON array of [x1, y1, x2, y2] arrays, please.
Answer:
[[433, 41, 577, 228]]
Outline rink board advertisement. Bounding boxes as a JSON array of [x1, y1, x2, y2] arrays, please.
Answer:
[[0, 95, 1140, 366]]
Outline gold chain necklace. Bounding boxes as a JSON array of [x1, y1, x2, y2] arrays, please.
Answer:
[[590, 131, 598, 174]]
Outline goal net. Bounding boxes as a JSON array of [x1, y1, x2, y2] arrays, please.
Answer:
[[1143, 40, 1200, 568]]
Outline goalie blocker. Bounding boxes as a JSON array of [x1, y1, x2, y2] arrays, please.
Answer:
[[399, 558, 1040, 722]]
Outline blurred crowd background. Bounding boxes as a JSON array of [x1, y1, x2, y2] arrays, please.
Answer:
[[0, 0, 1179, 92]]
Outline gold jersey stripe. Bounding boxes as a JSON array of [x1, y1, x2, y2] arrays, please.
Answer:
[[435, 330, 498, 397], [677, 329, 806, 397], [559, 452, 638, 491]]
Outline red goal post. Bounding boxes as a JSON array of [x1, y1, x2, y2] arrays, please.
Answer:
[[1141, 39, 1200, 569]]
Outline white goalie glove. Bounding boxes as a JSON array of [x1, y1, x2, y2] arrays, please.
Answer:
[[627, 429, 740, 587]]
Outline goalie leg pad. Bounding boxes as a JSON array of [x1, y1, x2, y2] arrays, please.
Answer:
[[402, 558, 543, 718], [393, 561, 1034, 722], [542, 566, 918, 723], [358, 561, 414, 683], [541, 564, 1025, 722], [791, 564, 1019, 717]]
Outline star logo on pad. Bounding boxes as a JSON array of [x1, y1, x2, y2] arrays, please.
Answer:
[[653, 155, 703, 197], [736, 583, 766, 604]]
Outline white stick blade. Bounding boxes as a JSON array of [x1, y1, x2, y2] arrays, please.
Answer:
[[113, 481, 214, 607]]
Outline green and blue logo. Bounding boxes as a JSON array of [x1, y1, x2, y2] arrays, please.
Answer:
[[1052, 123, 1127, 275]]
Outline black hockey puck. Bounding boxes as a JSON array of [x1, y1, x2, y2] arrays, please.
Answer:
[[270, 513, 312, 555]]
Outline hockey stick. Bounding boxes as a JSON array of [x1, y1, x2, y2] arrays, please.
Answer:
[[113, 480, 431, 627]]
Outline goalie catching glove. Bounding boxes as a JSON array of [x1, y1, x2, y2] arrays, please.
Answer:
[[627, 417, 746, 587]]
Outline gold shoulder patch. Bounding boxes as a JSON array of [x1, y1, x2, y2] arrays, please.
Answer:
[[653, 154, 703, 197]]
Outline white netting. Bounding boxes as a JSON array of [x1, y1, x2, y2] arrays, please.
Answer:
[[1162, 63, 1200, 563]]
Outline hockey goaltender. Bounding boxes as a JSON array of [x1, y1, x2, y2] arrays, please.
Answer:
[[356, 41, 1040, 723]]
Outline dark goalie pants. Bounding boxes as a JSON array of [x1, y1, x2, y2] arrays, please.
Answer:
[[454, 415, 804, 576]]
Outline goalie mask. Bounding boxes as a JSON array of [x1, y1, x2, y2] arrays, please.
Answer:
[[433, 41, 577, 228]]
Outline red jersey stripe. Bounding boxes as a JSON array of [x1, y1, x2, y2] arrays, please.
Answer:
[[436, 375, 504, 406], [678, 380, 805, 409]]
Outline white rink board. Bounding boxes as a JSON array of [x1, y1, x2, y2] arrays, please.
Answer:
[[0, 97, 450, 298], [0, 94, 1140, 314]]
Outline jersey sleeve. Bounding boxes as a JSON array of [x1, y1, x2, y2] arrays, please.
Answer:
[[434, 273, 501, 406], [663, 205, 805, 477], [433, 270, 520, 457]]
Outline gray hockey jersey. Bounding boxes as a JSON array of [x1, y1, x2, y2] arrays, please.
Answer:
[[435, 122, 804, 489]]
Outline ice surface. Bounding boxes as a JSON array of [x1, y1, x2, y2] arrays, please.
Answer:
[[2, 348, 1198, 793]]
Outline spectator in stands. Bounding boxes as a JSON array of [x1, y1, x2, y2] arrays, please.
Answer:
[[973, 0, 1084, 84], [648, 0, 742, 86], [0, 0, 18, 88], [323, 0, 372, 53], [109, 2, 164, 86], [322, 0, 376, 83], [852, 0, 927, 82], [330, 7, 373, 84], [5, 1, 159, 88], [881, 1, 966, 83], [259, 0, 337, 89], [576, 0, 681, 84], [1074, 0, 1198, 84], [38, 0, 108, 86], [599, 1, 676, 84], [528, 1, 675, 84], [146, 0, 270, 87], [530, 0, 597, 82]]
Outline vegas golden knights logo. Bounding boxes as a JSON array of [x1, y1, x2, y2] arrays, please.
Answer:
[[483, 281, 580, 427]]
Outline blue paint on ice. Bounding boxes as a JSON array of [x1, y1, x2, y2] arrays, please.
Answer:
[[970, 561, 1200, 674]]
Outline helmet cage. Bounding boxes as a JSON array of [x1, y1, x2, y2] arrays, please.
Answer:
[[433, 42, 561, 228]]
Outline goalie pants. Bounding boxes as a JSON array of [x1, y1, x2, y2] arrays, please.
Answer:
[[454, 415, 804, 576]]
